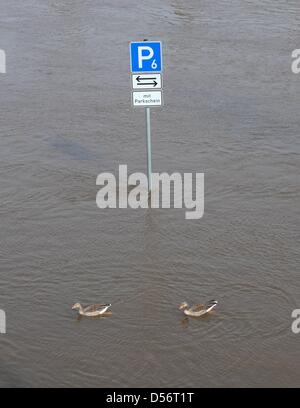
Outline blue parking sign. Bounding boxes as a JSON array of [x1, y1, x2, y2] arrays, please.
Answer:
[[130, 41, 162, 73]]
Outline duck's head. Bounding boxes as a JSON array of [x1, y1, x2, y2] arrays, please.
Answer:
[[179, 302, 189, 310], [72, 303, 81, 310], [207, 300, 218, 307]]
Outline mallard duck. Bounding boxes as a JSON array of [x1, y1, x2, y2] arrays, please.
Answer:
[[179, 300, 218, 317], [72, 303, 112, 317]]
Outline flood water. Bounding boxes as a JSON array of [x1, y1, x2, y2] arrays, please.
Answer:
[[0, 0, 300, 387]]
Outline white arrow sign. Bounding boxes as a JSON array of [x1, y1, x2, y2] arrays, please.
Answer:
[[132, 73, 162, 89]]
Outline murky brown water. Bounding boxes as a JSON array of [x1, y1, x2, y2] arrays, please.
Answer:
[[0, 0, 300, 387]]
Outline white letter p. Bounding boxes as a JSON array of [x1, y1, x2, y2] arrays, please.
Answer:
[[138, 46, 154, 69]]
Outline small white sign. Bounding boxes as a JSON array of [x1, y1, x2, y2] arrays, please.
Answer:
[[132, 91, 162, 107], [132, 74, 162, 89]]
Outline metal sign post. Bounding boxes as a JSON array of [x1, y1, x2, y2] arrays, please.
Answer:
[[145, 107, 152, 192], [130, 41, 163, 194]]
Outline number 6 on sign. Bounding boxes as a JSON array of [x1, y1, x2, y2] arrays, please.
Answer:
[[130, 42, 162, 73]]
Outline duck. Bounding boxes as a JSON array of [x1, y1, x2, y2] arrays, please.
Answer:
[[179, 300, 218, 317], [72, 303, 112, 317]]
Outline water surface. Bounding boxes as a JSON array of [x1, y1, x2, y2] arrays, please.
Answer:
[[0, 0, 299, 387]]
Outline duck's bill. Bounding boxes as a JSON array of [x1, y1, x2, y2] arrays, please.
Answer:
[[205, 303, 218, 312]]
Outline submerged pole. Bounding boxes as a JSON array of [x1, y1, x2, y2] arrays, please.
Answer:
[[145, 107, 152, 193]]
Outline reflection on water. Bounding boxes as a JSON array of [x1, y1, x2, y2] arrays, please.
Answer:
[[0, 0, 300, 387]]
